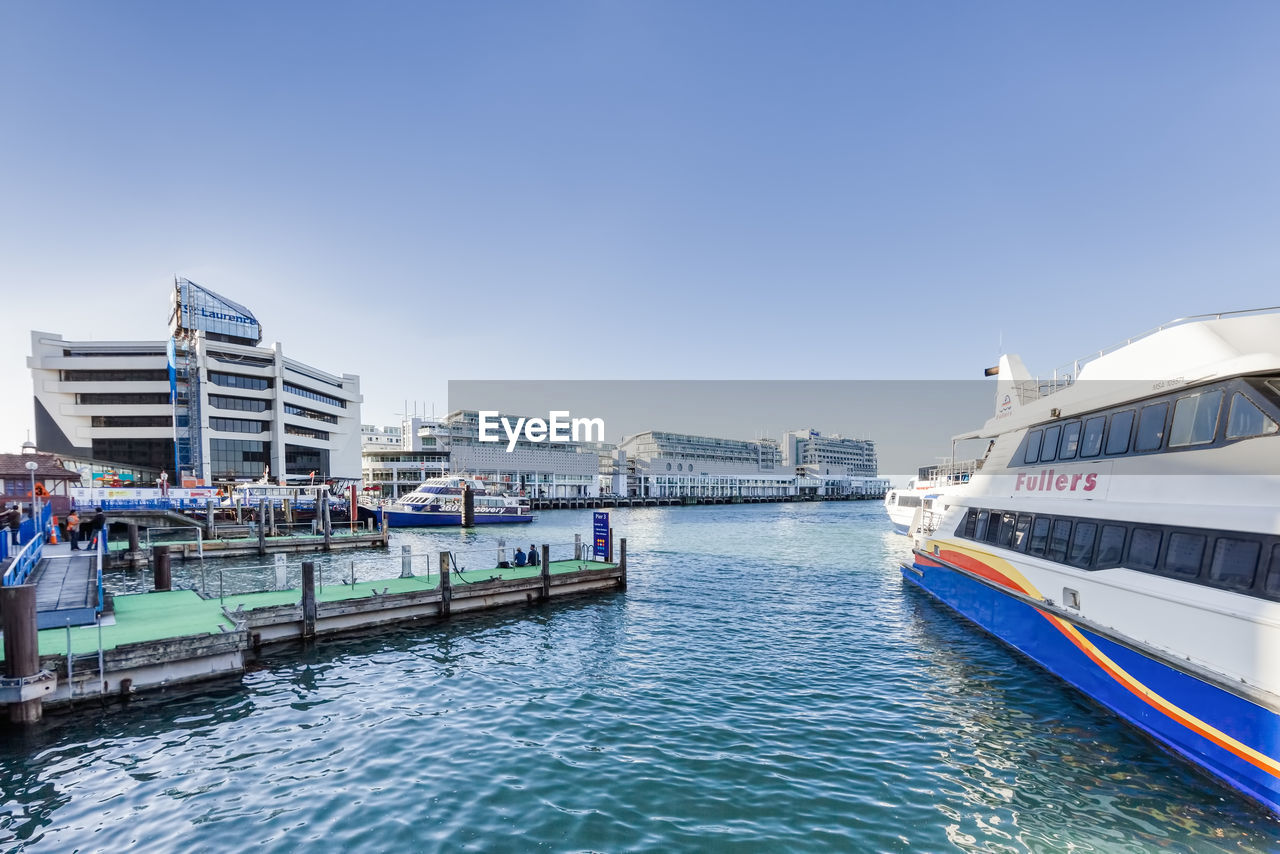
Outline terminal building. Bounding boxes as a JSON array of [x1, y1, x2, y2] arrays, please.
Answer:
[[360, 411, 600, 498], [779, 429, 889, 497], [614, 431, 794, 499], [29, 278, 362, 484]]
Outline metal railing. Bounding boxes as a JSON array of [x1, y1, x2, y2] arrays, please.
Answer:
[[2, 504, 52, 587]]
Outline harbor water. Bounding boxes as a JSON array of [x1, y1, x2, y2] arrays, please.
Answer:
[[2, 503, 1277, 852]]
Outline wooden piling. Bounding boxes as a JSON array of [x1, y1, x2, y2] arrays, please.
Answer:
[[541, 544, 551, 601], [438, 551, 452, 616], [153, 545, 171, 591], [1, 585, 42, 723], [401, 544, 413, 578], [619, 538, 627, 591], [320, 490, 332, 551], [258, 498, 267, 556], [462, 484, 475, 528], [301, 560, 316, 638], [127, 522, 140, 554], [267, 500, 276, 537], [608, 527, 614, 563], [206, 498, 217, 537], [283, 498, 293, 526]]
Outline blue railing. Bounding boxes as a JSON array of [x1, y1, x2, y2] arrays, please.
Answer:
[[3, 505, 51, 586], [95, 527, 106, 612], [0, 529, 8, 563]]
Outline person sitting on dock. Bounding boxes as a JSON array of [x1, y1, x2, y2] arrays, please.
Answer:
[[527, 545, 539, 567], [514, 547, 527, 567]]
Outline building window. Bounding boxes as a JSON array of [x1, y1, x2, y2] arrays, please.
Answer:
[[209, 438, 271, 479], [61, 369, 169, 382], [209, 395, 270, 413], [283, 382, 346, 409], [208, 371, 271, 391], [209, 417, 267, 434], [285, 424, 331, 441], [91, 415, 172, 427], [76, 392, 171, 405], [284, 403, 338, 424]]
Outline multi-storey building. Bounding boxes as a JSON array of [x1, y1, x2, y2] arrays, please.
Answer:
[[779, 429, 889, 496], [29, 278, 362, 483], [616, 431, 794, 498]]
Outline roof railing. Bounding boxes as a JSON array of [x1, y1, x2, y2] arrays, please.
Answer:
[[1024, 305, 1280, 401]]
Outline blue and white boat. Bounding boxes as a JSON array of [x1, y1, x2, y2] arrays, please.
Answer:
[[904, 307, 1280, 814], [377, 476, 532, 527]]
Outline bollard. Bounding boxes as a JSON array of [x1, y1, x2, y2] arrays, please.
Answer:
[[1, 585, 42, 723], [438, 551, 452, 616], [153, 545, 172, 591], [574, 533, 582, 561], [127, 522, 140, 555], [301, 560, 316, 639], [258, 498, 268, 556], [541, 544, 551, 601], [401, 544, 413, 578], [619, 537, 627, 591], [274, 553, 287, 589]]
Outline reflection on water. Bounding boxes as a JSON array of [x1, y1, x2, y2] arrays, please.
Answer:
[[2, 503, 1277, 852]]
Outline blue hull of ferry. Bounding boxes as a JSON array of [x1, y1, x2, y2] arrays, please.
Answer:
[[378, 508, 532, 528], [903, 554, 1280, 815]]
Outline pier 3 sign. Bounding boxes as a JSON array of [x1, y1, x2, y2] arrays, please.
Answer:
[[593, 512, 610, 560]]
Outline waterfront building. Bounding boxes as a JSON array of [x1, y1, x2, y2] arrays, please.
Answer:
[[779, 429, 889, 497], [29, 278, 362, 484], [616, 431, 794, 498], [430, 411, 600, 498]]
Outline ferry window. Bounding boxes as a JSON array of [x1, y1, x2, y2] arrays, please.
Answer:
[[1059, 422, 1081, 460], [1226, 392, 1279, 440], [1209, 538, 1260, 590], [1040, 425, 1061, 463], [1266, 545, 1280, 597], [960, 508, 978, 538], [1013, 514, 1032, 551], [984, 511, 1003, 545], [1134, 402, 1169, 452], [1105, 410, 1134, 455], [1096, 525, 1126, 567], [1169, 389, 1223, 447], [1068, 522, 1097, 567], [974, 511, 990, 541], [1048, 519, 1072, 562], [1024, 430, 1043, 464], [1080, 416, 1105, 458], [997, 513, 1017, 548], [1165, 532, 1206, 578], [1128, 528, 1161, 570], [1028, 517, 1050, 556]]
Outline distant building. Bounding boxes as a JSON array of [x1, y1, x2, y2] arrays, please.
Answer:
[[616, 431, 793, 498], [779, 429, 888, 497], [29, 278, 362, 483], [0, 452, 79, 516]]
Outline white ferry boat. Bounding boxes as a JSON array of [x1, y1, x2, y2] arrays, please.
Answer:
[[884, 459, 977, 535], [377, 476, 532, 527], [904, 307, 1280, 814]]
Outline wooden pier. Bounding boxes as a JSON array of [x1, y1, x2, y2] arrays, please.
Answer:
[[0, 542, 626, 721]]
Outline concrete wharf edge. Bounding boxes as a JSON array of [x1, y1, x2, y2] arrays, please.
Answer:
[[4, 559, 623, 715]]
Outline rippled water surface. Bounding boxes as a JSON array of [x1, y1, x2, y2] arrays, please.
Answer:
[[2, 503, 1278, 852]]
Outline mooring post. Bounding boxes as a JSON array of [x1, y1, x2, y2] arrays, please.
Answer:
[[438, 551, 452, 616], [267, 500, 276, 537], [541, 544, 550, 601], [462, 484, 475, 528], [301, 560, 316, 639], [153, 545, 171, 591], [206, 498, 216, 538], [1, 585, 42, 723], [608, 527, 614, 564], [574, 533, 581, 561], [619, 537, 627, 591], [274, 553, 287, 589], [401, 544, 413, 578], [283, 498, 293, 527], [127, 522, 140, 556], [257, 498, 267, 556], [235, 497, 242, 524], [321, 490, 332, 551]]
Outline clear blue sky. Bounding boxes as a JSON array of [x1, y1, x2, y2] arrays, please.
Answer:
[[2, 2, 1278, 451]]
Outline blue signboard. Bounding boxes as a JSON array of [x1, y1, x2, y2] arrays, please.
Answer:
[[593, 511, 610, 560]]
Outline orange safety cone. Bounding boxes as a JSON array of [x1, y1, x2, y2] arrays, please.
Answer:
[[48, 516, 60, 544]]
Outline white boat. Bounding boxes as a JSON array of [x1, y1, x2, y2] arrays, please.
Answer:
[[903, 307, 1280, 814], [377, 476, 532, 527], [884, 459, 977, 535]]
